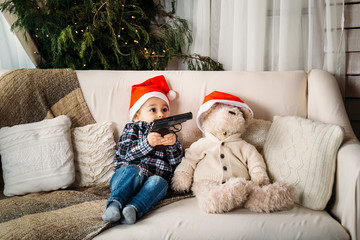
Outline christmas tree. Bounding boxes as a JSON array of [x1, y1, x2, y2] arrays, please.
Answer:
[[0, 0, 223, 70]]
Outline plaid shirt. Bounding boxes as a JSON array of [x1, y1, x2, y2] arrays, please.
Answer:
[[114, 121, 184, 181]]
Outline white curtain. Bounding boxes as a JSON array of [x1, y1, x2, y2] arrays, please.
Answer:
[[1, 1, 345, 91], [0, 11, 35, 69], [172, 0, 345, 92]]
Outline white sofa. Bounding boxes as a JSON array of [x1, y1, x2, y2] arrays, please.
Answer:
[[0, 69, 359, 240]]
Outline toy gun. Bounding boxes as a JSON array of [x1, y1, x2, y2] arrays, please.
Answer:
[[150, 112, 193, 150]]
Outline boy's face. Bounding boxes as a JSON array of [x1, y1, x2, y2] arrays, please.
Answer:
[[133, 97, 170, 123]]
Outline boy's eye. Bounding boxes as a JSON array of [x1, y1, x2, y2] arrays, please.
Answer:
[[162, 108, 168, 113], [150, 108, 156, 113]]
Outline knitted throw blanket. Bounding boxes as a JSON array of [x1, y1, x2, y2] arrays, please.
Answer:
[[0, 183, 193, 240], [0, 184, 111, 240], [0, 68, 95, 128]]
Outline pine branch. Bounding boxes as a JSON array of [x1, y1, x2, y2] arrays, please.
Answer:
[[182, 54, 224, 71], [0, 0, 224, 71]]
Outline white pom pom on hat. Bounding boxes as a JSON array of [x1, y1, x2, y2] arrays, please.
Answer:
[[167, 89, 177, 101], [129, 75, 176, 121], [196, 91, 253, 132]]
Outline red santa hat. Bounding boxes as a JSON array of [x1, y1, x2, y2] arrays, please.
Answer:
[[129, 75, 176, 121], [196, 91, 253, 131]]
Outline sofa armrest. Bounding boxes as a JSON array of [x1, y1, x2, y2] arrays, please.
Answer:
[[329, 141, 360, 240], [307, 69, 356, 141], [307, 69, 359, 240]]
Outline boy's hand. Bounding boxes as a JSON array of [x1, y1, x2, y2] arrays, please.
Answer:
[[147, 132, 176, 147], [147, 132, 163, 147], [161, 133, 176, 146]]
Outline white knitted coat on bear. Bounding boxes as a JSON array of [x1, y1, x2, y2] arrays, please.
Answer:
[[175, 132, 267, 184]]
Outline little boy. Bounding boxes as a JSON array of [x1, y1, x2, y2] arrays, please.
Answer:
[[102, 75, 184, 224]]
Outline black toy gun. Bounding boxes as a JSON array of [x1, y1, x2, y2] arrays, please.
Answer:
[[150, 112, 193, 150]]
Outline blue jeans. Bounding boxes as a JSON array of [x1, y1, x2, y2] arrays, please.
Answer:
[[106, 165, 168, 220]]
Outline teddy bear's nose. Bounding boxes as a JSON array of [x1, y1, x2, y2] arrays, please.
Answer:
[[229, 111, 236, 115]]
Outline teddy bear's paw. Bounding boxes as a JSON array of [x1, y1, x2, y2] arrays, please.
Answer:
[[191, 180, 218, 195], [193, 179, 248, 214], [191, 181, 221, 213], [196, 191, 223, 214], [250, 168, 270, 186], [223, 178, 248, 198], [171, 171, 192, 192], [222, 178, 249, 209], [245, 181, 295, 213]]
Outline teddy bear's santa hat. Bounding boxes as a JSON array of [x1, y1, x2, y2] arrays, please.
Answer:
[[129, 75, 176, 121], [196, 91, 253, 131]]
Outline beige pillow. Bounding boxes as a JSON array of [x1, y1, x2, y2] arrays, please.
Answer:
[[263, 116, 344, 210], [71, 122, 115, 187], [241, 118, 272, 153], [0, 115, 75, 196]]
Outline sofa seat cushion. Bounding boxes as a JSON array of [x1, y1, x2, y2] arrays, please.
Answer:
[[95, 198, 349, 240]]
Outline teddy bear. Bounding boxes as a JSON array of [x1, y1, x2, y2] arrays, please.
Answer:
[[172, 91, 295, 214]]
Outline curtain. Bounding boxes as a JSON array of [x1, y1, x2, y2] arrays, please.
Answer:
[[172, 0, 345, 93], [0, 11, 35, 69], [1, 1, 345, 92]]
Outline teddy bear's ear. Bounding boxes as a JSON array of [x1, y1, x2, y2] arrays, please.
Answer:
[[197, 103, 221, 132], [199, 104, 216, 122], [240, 107, 253, 123]]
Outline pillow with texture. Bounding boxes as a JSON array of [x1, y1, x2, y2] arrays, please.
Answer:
[[0, 115, 75, 197], [71, 121, 115, 187], [263, 116, 344, 210], [241, 118, 272, 153]]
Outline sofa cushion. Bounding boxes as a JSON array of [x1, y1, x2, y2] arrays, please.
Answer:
[[263, 116, 344, 210], [77, 70, 307, 145], [0, 115, 75, 196], [71, 121, 115, 187], [95, 198, 349, 240]]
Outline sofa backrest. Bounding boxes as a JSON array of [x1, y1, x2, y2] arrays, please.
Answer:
[[76, 70, 308, 147]]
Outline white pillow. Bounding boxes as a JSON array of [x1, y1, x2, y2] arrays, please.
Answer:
[[263, 116, 344, 210], [71, 122, 115, 187], [0, 115, 75, 197]]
